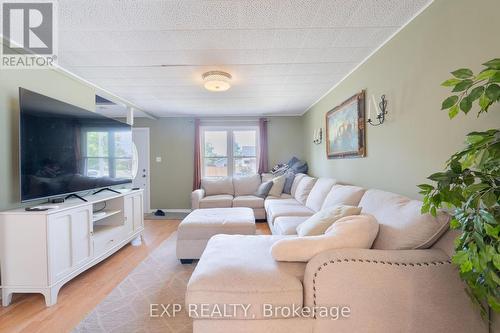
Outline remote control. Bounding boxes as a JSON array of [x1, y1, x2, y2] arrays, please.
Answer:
[[25, 207, 49, 211]]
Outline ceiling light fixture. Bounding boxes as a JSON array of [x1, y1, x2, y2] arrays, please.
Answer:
[[202, 71, 232, 92]]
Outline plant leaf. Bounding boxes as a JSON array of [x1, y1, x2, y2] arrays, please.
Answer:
[[441, 95, 459, 109], [482, 58, 500, 70], [448, 105, 459, 119], [489, 271, 500, 287], [428, 172, 450, 182], [452, 79, 473, 92], [459, 96, 472, 113], [451, 68, 473, 79], [479, 94, 491, 110], [490, 71, 500, 83], [482, 191, 497, 208], [450, 218, 461, 229], [494, 254, 500, 270], [485, 83, 500, 101], [487, 295, 500, 312], [476, 69, 498, 81], [468, 86, 484, 101], [484, 224, 500, 239], [466, 183, 489, 193], [452, 250, 468, 264], [441, 78, 462, 86], [417, 184, 434, 191], [450, 160, 462, 173]]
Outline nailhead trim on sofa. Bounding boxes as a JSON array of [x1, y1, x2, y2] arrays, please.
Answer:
[[311, 258, 452, 318]]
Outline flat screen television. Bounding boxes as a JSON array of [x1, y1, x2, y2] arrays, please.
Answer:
[[19, 88, 133, 202]]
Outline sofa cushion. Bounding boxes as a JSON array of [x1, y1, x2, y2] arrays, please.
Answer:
[[359, 189, 450, 250], [265, 193, 293, 201], [199, 194, 233, 208], [201, 177, 233, 196], [271, 214, 379, 262], [233, 174, 261, 196], [294, 176, 317, 205], [296, 205, 362, 236], [321, 185, 366, 210], [233, 195, 265, 209], [264, 197, 298, 211], [305, 178, 336, 211], [268, 175, 286, 197], [186, 234, 306, 319], [274, 216, 309, 235], [254, 180, 273, 198], [290, 173, 306, 197], [267, 203, 315, 224]]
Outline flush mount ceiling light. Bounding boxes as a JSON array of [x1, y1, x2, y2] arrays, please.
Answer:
[[202, 71, 232, 92]]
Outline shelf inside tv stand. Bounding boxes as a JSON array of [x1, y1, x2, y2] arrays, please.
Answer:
[[92, 210, 121, 222], [93, 224, 119, 234]]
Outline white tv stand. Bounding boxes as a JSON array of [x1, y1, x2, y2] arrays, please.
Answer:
[[0, 189, 144, 306]]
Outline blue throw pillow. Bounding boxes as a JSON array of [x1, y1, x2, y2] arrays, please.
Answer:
[[282, 172, 295, 194], [287, 156, 300, 167], [291, 160, 308, 174]]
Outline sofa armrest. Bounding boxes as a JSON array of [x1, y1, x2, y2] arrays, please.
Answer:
[[191, 189, 205, 210], [303, 248, 486, 332]]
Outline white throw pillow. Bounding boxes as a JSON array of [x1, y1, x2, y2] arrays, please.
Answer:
[[290, 173, 306, 197], [268, 175, 286, 197], [294, 176, 316, 204], [358, 189, 450, 250], [296, 205, 361, 236], [271, 214, 379, 262]]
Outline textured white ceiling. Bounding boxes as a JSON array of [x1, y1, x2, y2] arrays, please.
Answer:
[[58, 0, 432, 117]]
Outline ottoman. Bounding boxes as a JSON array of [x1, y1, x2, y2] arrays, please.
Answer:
[[176, 207, 256, 263]]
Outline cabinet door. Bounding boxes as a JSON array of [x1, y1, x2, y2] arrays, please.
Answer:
[[48, 206, 93, 284], [132, 193, 144, 231], [123, 195, 134, 236]]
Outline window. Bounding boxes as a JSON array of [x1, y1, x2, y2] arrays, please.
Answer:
[[83, 130, 132, 178], [202, 127, 258, 177]]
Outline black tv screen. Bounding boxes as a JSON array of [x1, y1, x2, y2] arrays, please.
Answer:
[[19, 88, 133, 202]]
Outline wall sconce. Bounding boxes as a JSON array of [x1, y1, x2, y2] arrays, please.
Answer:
[[367, 94, 388, 126], [313, 128, 322, 145]]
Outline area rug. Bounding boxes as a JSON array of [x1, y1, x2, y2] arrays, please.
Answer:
[[73, 232, 195, 333]]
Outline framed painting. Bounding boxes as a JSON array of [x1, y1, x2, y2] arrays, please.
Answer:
[[325, 90, 366, 159]]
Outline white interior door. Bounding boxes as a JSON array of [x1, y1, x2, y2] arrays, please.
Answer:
[[132, 128, 151, 213]]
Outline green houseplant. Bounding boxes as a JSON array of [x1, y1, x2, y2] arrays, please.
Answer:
[[418, 59, 500, 318]]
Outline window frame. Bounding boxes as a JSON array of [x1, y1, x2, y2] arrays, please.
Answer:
[[82, 128, 132, 178], [200, 125, 260, 178]]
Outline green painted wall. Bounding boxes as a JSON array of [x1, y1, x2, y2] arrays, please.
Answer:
[[267, 116, 305, 167], [133, 117, 195, 210], [133, 116, 304, 209], [302, 0, 500, 199], [0, 65, 96, 211]]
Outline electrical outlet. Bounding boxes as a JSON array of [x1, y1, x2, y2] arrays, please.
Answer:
[[156, 156, 162, 163]]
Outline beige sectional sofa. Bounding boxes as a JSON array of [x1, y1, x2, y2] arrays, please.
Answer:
[[192, 174, 267, 219], [187, 174, 486, 332]]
